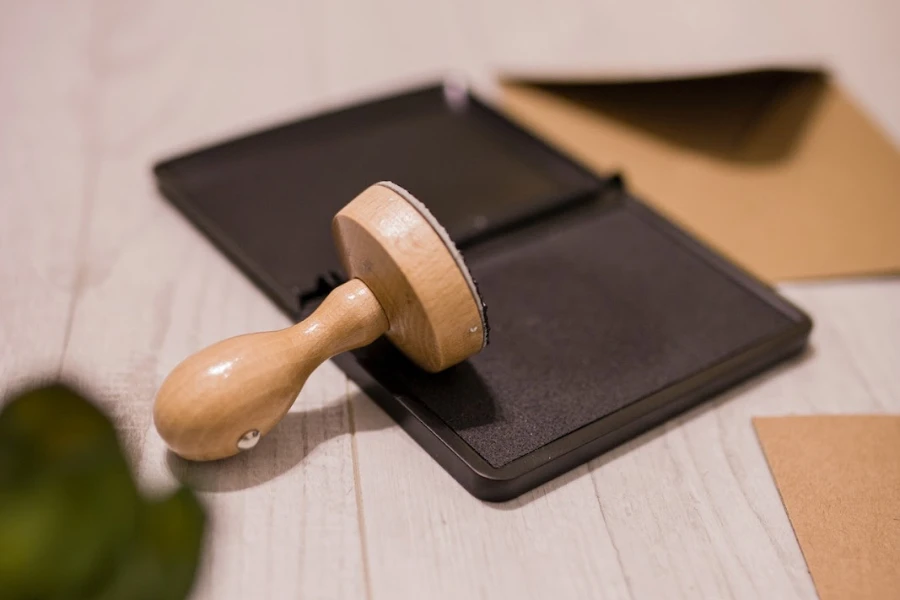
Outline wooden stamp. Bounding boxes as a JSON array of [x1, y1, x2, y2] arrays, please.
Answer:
[[153, 182, 488, 461]]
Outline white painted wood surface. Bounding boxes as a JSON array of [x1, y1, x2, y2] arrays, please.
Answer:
[[2, 3, 898, 599]]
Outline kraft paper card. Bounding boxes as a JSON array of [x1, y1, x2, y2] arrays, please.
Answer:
[[754, 415, 900, 600]]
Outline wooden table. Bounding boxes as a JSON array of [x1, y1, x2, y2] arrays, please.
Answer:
[[3, 3, 898, 598]]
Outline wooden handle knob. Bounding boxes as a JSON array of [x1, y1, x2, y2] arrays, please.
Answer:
[[153, 279, 388, 461]]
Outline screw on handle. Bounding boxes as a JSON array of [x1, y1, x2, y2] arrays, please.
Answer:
[[153, 279, 388, 461]]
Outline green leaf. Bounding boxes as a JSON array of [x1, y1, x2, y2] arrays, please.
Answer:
[[0, 384, 206, 600]]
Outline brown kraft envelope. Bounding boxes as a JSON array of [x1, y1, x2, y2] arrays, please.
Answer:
[[500, 70, 900, 282]]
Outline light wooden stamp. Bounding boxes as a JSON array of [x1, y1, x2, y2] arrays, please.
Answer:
[[153, 182, 488, 461]]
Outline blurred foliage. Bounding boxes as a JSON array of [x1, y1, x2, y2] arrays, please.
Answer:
[[0, 384, 205, 600]]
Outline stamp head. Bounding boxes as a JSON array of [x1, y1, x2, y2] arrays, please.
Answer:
[[333, 182, 487, 372]]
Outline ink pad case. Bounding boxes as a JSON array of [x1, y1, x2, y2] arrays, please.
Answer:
[[154, 83, 811, 501]]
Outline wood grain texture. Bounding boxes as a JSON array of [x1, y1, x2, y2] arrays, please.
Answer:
[[2, 2, 899, 599], [0, 3, 91, 395], [154, 278, 387, 461], [334, 183, 486, 371]]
